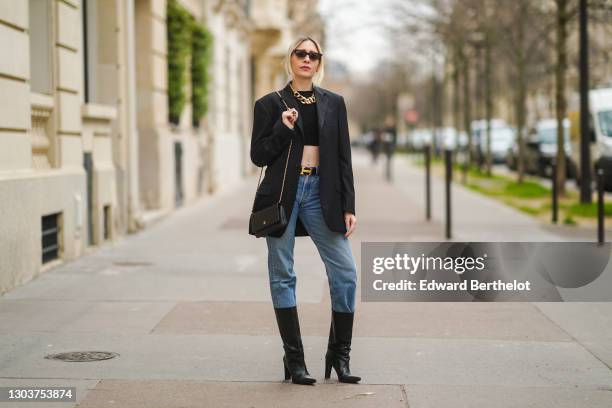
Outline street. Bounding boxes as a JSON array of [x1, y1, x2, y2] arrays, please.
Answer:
[[1, 149, 611, 407]]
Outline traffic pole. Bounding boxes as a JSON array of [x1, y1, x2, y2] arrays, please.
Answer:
[[579, 0, 592, 203], [597, 166, 605, 245], [445, 149, 452, 239], [425, 144, 431, 221], [552, 160, 558, 224]]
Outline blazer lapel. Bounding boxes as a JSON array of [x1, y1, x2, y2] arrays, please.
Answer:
[[314, 86, 328, 134]]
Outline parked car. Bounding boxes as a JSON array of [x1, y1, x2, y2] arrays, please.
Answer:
[[471, 119, 511, 164], [506, 119, 575, 178], [396, 131, 409, 149], [440, 127, 468, 150], [410, 128, 433, 151], [475, 124, 516, 165], [523, 118, 575, 178], [506, 139, 518, 171], [490, 126, 516, 164]]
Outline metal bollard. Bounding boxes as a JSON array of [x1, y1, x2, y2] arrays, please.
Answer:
[[552, 161, 558, 224], [386, 152, 392, 181], [462, 157, 468, 184], [445, 149, 452, 239], [597, 166, 604, 245], [425, 145, 431, 221]]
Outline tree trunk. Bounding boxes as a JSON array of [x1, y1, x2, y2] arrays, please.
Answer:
[[453, 48, 461, 142], [462, 49, 472, 166], [485, 35, 493, 176], [555, 0, 568, 196], [515, 2, 527, 184], [453, 45, 467, 183], [475, 46, 484, 171]]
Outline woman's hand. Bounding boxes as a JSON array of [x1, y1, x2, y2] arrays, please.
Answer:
[[344, 212, 356, 237], [281, 108, 298, 129]]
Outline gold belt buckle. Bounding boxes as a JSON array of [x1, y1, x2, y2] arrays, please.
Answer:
[[301, 167, 312, 175]]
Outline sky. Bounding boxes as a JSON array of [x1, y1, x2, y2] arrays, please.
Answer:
[[317, 0, 394, 77]]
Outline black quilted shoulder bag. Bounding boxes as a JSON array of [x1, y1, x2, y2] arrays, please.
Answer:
[[249, 91, 293, 237]]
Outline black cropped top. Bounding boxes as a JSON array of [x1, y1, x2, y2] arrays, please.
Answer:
[[293, 90, 319, 146]]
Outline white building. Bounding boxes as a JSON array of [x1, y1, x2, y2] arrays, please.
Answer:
[[0, 0, 322, 294]]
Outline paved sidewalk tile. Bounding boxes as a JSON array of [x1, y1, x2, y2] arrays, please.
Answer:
[[76, 380, 406, 408]]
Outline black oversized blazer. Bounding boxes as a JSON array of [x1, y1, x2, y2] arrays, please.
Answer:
[[248, 82, 356, 238]]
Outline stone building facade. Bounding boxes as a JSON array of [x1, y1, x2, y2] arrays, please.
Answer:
[[0, 0, 323, 294]]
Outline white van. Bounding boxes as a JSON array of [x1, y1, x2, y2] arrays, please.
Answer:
[[571, 87, 612, 189], [471, 119, 514, 164]]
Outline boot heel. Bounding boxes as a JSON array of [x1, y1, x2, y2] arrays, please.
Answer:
[[283, 357, 290, 380], [324, 355, 332, 379]]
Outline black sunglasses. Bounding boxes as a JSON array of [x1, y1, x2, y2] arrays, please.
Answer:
[[292, 49, 323, 61]]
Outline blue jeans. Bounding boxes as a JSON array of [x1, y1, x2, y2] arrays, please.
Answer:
[[266, 172, 357, 313]]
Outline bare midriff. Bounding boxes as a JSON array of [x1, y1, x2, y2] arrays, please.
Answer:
[[301, 145, 319, 167]]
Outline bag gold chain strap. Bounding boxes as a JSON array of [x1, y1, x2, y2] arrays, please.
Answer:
[[254, 91, 294, 205]]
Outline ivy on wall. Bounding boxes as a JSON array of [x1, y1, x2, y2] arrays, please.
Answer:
[[166, 0, 212, 127], [191, 23, 213, 128]]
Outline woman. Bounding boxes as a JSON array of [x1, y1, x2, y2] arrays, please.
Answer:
[[249, 36, 360, 385]]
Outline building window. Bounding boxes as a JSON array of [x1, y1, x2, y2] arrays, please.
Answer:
[[29, 0, 53, 94], [226, 46, 231, 132], [82, 0, 118, 104], [83, 0, 95, 102], [41, 212, 61, 263]]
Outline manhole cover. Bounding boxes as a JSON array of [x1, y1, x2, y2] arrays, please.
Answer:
[[45, 351, 119, 362]]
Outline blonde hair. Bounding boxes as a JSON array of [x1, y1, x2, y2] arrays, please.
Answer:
[[283, 36, 325, 86]]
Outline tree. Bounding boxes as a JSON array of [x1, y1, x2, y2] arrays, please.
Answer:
[[555, 0, 570, 196], [496, 0, 553, 183]]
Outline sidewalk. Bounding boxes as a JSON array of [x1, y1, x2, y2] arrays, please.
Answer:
[[1, 149, 611, 407], [390, 151, 610, 241]]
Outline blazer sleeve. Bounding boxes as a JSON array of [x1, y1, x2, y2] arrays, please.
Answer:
[[338, 96, 356, 215], [250, 99, 295, 167]]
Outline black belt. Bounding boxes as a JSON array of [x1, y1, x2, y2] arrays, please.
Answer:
[[299, 166, 318, 175]]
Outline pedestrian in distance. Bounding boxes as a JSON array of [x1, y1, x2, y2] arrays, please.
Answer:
[[249, 36, 361, 385], [371, 128, 383, 164]]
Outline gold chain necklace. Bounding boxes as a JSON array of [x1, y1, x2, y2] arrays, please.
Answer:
[[289, 82, 316, 104]]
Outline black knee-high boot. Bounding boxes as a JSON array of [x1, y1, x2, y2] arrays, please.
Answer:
[[325, 310, 361, 383], [274, 306, 316, 385]]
